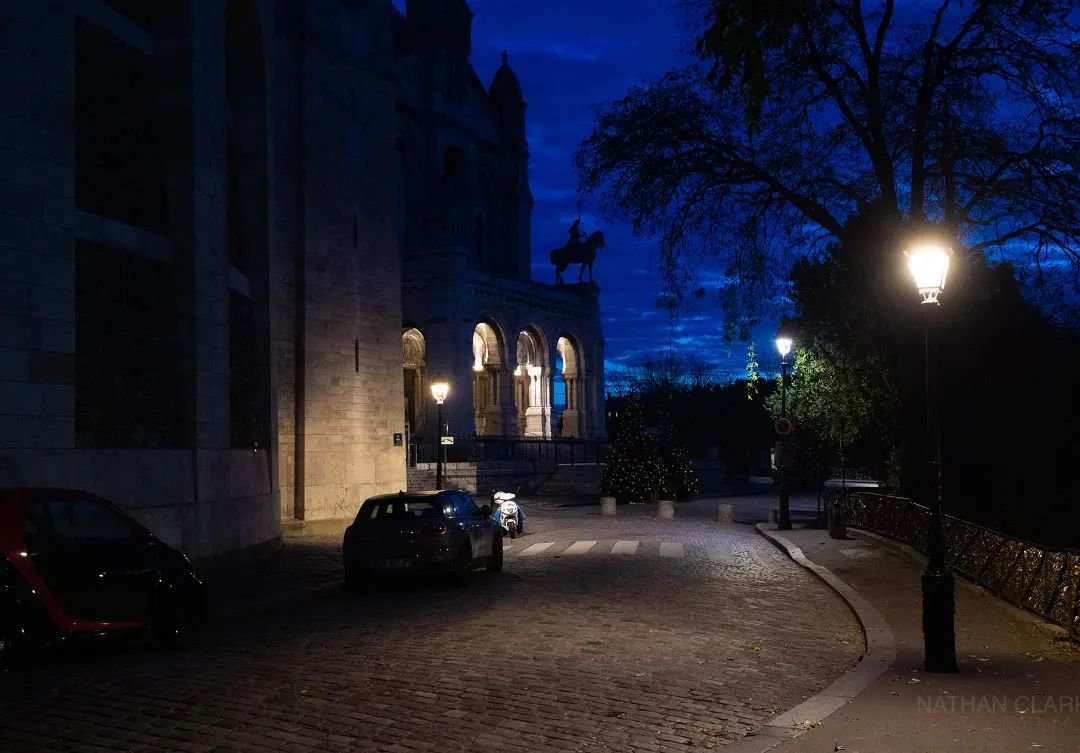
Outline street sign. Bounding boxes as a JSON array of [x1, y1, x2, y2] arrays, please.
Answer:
[[774, 417, 793, 436], [440, 436, 454, 445]]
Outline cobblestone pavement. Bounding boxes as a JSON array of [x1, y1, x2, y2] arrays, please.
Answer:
[[0, 506, 863, 753]]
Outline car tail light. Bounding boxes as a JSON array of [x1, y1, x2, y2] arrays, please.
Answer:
[[422, 522, 447, 537]]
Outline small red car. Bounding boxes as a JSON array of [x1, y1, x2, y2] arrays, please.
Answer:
[[0, 488, 204, 667]]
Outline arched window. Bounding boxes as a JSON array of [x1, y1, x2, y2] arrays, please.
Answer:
[[556, 336, 585, 437], [402, 328, 426, 443], [442, 147, 467, 247], [472, 321, 506, 436], [477, 170, 493, 268], [225, 0, 270, 450], [514, 327, 551, 437], [475, 213, 485, 264], [397, 140, 410, 255]]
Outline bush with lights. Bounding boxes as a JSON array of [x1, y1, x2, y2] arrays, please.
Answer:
[[657, 411, 699, 501], [600, 399, 663, 503], [602, 401, 698, 503]]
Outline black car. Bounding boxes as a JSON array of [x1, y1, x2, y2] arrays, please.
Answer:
[[0, 488, 205, 668], [342, 490, 503, 586]]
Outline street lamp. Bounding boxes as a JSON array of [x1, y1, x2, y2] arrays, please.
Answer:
[[906, 239, 957, 673], [431, 381, 450, 489], [775, 336, 794, 530]]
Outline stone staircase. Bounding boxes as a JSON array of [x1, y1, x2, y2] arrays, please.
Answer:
[[405, 461, 600, 496], [406, 467, 438, 491]]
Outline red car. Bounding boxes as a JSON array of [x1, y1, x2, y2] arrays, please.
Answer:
[[0, 488, 204, 668]]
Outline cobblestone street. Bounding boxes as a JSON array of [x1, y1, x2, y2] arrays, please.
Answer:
[[0, 503, 863, 752]]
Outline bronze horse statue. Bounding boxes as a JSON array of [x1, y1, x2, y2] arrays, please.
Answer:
[[550, 230, 605, 284]]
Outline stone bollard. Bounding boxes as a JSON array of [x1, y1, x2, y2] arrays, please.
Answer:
[[767, 508, 778, 525], [715, 503, 734, 524], [600, 496, 617, 517], [657, 499, 675, 519]]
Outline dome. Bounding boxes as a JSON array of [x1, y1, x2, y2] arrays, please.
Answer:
[[489, 51, 523, 103]]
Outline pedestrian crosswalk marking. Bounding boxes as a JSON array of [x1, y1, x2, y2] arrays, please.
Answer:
[[563, 540, 597, 555], [611, 540, 639, 555], [520, 542, 555, 556], [659, 543, 684, 558]]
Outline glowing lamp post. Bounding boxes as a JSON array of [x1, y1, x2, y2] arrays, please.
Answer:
[[775, 336, 794, 530], [431, 381, 450, 489], [905, 240, 957, 673], [908, 243, 951, 304]]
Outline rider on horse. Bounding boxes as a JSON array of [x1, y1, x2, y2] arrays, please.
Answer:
[[567, 219, 585, 249]]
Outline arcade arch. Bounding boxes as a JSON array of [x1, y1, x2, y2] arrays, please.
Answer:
[[402, 328, 426, 443], [472, 321, 507, 436], [514, 327, 551, 437], [556, 334, 586, 437]]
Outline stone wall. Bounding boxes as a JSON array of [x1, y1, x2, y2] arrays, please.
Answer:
[[0, 0, 408, 556], [271, 0, 406, 522], [0, 1, 279, 559]]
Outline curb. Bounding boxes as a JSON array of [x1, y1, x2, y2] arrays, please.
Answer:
[[722, 525, 897, 753]]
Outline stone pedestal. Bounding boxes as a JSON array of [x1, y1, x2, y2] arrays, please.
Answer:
[[715, 503, 733, 524], [657, 499, 675, 519], [600, 496, 616, 516]]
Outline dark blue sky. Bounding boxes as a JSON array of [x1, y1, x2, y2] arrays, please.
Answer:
[[396, 0, 779, 382]]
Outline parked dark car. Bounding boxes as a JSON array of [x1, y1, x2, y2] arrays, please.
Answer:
[[343, 490, 503, 586], [0, 488, 204, 668]]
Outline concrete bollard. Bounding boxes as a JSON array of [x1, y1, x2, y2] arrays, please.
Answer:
[[715, 503, 734, 524], [767, 508, 778, 525], [600, 496, 617, 517], [657, 499, 675, 519]]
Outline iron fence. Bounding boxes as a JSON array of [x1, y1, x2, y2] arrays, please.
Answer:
[[831, 491, 1080, 642]]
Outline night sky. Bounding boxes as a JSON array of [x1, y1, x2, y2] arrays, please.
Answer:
[[395, 0, 781, 382]]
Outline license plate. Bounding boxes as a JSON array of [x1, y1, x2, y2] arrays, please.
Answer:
[[382, 558, 412, 569]]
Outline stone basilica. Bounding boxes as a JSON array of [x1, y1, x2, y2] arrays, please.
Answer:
[[0, 0, 604, 558]]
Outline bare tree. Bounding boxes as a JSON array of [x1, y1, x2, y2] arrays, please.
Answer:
[[577, 1, 1080, 324]]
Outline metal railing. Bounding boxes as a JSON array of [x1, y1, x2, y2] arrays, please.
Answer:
[[411, 436, 611, 467], [832, 491, 1080, 641]]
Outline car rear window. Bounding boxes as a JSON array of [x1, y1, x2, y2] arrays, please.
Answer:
[[356, 497, 445, 524]]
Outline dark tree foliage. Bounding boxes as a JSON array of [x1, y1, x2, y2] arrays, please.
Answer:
[[581, 1, 1080, 543], [786, 221, 1080, 545], [577, 0, 1080, 327]]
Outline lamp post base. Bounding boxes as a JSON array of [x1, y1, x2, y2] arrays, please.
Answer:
[[921, 569, 958, 673], [777, 485, 791, 530]]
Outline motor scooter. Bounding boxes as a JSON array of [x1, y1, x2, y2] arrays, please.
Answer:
[[489, 489, 526, 538]]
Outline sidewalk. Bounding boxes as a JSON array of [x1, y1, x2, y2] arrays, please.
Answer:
[[748, 525, 1079, 753]]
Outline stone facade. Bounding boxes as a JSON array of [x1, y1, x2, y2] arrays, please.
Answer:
[[394, 1, 605, 450], [0, 0, 603, 557]]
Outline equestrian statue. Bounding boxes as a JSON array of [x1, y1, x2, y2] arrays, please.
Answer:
[[550, 219, 605, 285]]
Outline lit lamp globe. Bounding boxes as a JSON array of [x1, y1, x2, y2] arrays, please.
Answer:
[[775, 337, 793, 360], [906, 242, 951, 304], [430, 382, 450, 405]]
